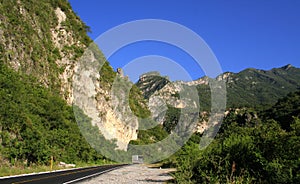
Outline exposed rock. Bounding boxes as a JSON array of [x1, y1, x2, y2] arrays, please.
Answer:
[[1, 1, 143, 151], [137, 73, 202, 130], [148, 96, 168, 124], [73, 49, 138, 150], [51, 7, 85, 104], [282, 64, 293, 70], [185, 76, 209, 86], [116, 68, 124, 77]]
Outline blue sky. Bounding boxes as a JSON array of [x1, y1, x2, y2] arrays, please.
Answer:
[[69, 0, 300, 82]]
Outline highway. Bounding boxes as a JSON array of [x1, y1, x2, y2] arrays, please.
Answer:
[[0, 164, 127, 184]]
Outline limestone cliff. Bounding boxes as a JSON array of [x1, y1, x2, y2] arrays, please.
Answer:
[[0, 0, 148, 150], [0, 0, 90, 101], [72, 47, 144, 150], [136, 66, 300, 133]]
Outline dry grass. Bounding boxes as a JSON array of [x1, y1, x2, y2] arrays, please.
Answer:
[[0, 159, 115, 177]]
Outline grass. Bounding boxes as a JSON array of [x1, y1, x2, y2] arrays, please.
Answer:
[[0, 164, 61, 177], [0, 160, 116, 177]]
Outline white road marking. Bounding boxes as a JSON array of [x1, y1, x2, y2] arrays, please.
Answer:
[[63, 167, 119, 184]]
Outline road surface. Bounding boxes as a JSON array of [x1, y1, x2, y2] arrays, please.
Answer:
[[0, 164, 126, 184]]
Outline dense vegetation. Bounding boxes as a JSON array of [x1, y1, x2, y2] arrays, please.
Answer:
[[0, 61, 106, 168], [130, 125, 168, 145], [0, 0, 153, 172], [225, 65, 300, 108], [0, 0, 117, 172], [0, 0, 91, 94], [162, 91, 300, 183]]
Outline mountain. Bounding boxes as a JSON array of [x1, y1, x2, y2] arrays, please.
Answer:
[[137, 64, 300, 109], [1, 0, 151, 150], [0, 0, 149, 170], [135, 65, 300, 134], [223, 64, 300, 107], [137, 72, 170, 99]]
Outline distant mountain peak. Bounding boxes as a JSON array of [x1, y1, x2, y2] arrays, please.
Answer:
[[216, 72, 233, 81], [137, 64, 300, 109], [281, 64, 293, 70]]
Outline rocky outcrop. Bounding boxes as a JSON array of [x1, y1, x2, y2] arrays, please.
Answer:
[[0, 0, 142, 151], [137, 72, 203, 130], [0, 1, 88, 102], [51, 7, 85, 104], [136, 65, 300, 135], [73, 48, 139, 150]]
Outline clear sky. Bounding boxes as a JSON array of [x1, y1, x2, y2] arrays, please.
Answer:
[[69, 0, 300, 82]]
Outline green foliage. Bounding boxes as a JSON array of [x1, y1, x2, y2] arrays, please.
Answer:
[[130, 125, 168, 145], [163, 91, 300, 183], [163, 106, 181, 133], [99, 61, 116, 89], [0, 62, 104, 166], [129, 85, 151, 118], [197, 84, 211, 111], [225, 66, 300, 108], [263, 91, 300, 131], [0, 0, 92, 94]]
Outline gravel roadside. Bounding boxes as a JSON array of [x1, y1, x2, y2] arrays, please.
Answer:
[[77, 164, 175, 184]]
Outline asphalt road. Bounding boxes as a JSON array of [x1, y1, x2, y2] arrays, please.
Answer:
[[0, 164, 127, 184]]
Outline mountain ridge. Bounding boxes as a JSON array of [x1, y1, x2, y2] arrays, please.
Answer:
[[136, 64, 300, 109], [192, 64, 297, 82]]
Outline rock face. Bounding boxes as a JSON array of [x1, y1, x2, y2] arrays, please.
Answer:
[[72, 47, 140, 150], [138, 65, 300, 109], [51, 7, 84, 104], [0, 0, 144, 150], [116, 68, 124, 77], [136, 66, 300, 133], [0, 1, 90, 102], [136, 72, 204, 132]]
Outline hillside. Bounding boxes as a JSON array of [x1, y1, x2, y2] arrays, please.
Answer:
[[225, 64, 300, 107], [135, 66, 300, 183], [0, 0, 109, 171], [0, 0, 149, 173], [1, 0, 299, 181], [0, 60, 105, 166], [0, 0, 91, 101], [134, 65, 300, 143], [137, 64, 300, 109], [162, 90, 300, 183]]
